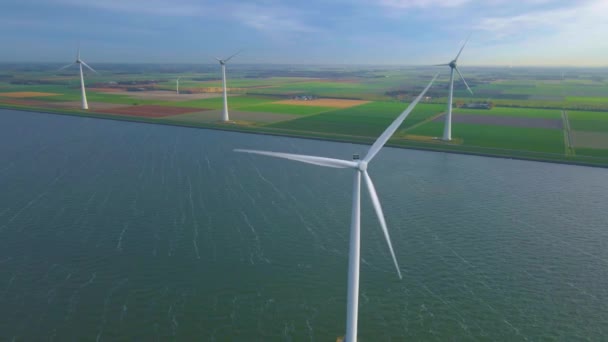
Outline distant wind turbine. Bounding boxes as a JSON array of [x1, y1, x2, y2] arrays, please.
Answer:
[[235, 74, 439, 342], [176, 77, 181, 94], [435, 36, 474, 141], [215, 50, 241, 122], [58, 46, 98, 110]]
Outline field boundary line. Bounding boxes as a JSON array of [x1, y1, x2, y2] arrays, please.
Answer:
[[562, 110, 575, 156], [401, 111, 446, 133]]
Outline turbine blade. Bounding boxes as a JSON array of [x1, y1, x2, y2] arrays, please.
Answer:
[[362, 171, 402, 279], [77, 43, 80, 60], [57, 62, 75, 72], [80, 61, 98, 74], [455, 67, 473, 95], [454, 34, 471, 61], [363, 73, 439, 162], [433, 63, 450, 66], [234, 149, 357, 169], [223, 49, 242, 63], [215, 57, 222, 62]]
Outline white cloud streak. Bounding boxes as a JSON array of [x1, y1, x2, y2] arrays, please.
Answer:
[[474, 0, 606, 35], [231, 4, 319, 34], [52, 0, 207, 16], [378, 0, 471, 9], [39, 0, 319, 36]]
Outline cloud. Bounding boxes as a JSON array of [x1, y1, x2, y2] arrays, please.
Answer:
[[231, 4, 319, 34], [50, 0, 207, 16], [378, 0, 471, 9], [462, 0, 608, 65], [40, 0, 318, 35], [474, 0, 607, 39]]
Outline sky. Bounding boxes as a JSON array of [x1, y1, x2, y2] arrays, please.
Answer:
[[1, 0, 606, 66]]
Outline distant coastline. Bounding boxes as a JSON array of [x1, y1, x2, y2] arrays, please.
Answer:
[[1, 104, 607, 169]]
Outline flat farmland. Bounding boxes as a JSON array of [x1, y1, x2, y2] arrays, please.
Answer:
[[182, 77, 319, 89], [453, 107, 561, 119], [576, 148, 608, 158], [2, 65, 608, 167], [170, 96, 275, 109], [247, 81, 380, 98], [163, 110, 300, 124], [269, 101, 444, 137], [274, 98, 369, 108], [566, 96, 608, 104], [0, 91, 61, 98], [94, 90, 222, 101], [238, 103, 335, 115], [98, 105, 202, 118], [433, 113, 563, 129], [567, 110, 608, 132], [407, 122, 565, 154], [571, 131, 608, 149]]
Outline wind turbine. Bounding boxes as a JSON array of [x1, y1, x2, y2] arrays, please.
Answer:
[[176, 77, 181, 94], [435, 37, 474, 141], [235, 74, 438, 342], [215, 50, 241, 122], [58, 46, 98, 110]]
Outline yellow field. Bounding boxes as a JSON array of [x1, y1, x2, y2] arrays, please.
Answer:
[[0, 91, 61, 98], [275, 98, 369, 108]]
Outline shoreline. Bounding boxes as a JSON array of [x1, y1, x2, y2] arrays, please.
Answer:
[[1, 103, 607, 169]]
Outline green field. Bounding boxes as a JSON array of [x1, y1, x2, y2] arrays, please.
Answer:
[[576, 148, 608, 158], [269, 101, 421, 136], [238, 103, 336, 115], [407, 122, 565, 154], [568, 110, 608, 132], [453, 107, 561, 119], [170, 96, 275, 109]]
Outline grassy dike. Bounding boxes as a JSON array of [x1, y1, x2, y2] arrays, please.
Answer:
[[2, 102, 607, 169]]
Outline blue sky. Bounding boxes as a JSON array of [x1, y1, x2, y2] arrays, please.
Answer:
[[1, 0, 606, 66]]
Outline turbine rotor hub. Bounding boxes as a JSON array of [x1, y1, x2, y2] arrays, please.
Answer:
[[449, 60, 457, 68], [357, 160, 368, 171]]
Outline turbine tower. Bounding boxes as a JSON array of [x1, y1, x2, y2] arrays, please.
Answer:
[[58, 46, 98, 110], [235, 74, 438, 342], [215, 51, 241, 122], [435, 37, 473, 141], [176, 77, 181, 94]]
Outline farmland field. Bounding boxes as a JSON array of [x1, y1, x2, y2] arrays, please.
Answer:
[[452, 107, 561, 119], [98, 105, 202, 118], [406, 122, 565, 154], [567, 110, 608, 133], [0, 64, 607, 166], [269, 101, 432, 137], [0, 91, 61, 98], [170, 96, 275, 109], [274, 98, 369, 108], [238, 103, 336, 115]]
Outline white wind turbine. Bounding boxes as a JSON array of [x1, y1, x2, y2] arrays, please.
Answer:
[[176, 77, 181, 94], [215, 51, 241, 122], [435, 37, 474, 141], [58, 46, 98, 110], [235, 74, 438, 342]]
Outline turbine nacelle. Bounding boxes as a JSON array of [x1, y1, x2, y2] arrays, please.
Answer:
[[449, 60, 457, 69]]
